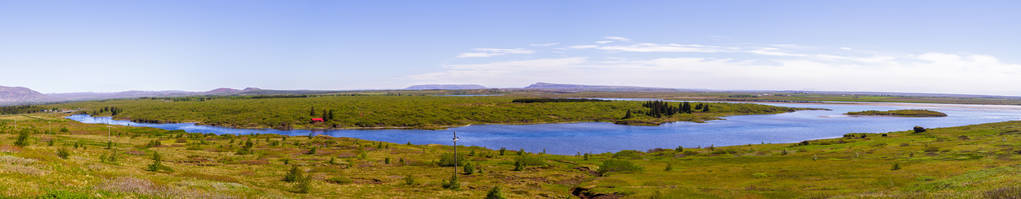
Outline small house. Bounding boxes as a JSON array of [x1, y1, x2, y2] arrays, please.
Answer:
[[311, 118, 324, 123]]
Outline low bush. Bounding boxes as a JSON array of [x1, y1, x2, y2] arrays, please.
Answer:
[[597, 159, 642, 176]]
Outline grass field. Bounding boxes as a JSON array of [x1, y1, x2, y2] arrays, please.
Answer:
[[846, 109, 948, 117], [1, 113, 1018, 198], [43, 96, 803, 130]]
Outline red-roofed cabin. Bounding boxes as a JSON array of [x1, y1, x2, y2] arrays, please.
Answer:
[[311, 118, 324, 123]]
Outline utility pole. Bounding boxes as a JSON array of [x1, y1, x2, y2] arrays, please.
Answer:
[[452, 130, 459, 181]]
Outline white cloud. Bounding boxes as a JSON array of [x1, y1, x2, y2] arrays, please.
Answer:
[[530, 42, 560, 47], [568, 45, 599, 49], [595, 43, 721, 53], [422, 49, 1021, 95], [456, 48, 534, 58], [439, 38, 1021, 95], [604, 36, 631, 42]]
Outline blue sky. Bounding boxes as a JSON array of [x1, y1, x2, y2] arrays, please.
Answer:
[[1, 1, 1019, 95]]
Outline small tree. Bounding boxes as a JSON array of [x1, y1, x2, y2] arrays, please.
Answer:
[[892, 163, 901, 170], [486, 186, 506, 199], [284, 166, 303, 182], [664, 163, 673, 171], [675, 146, 684, 152], [57, 148, 70, 159], [145, 151, 168, 172], [512, 161, 523, 171], [499, 147, 506, 156], [913, 126, 926, 133], [14, 130, 29, 147], [463, 162, 474, 175]]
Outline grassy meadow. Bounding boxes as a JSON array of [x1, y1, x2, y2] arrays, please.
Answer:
[[846, 109, 949, 117], [44, 95, 802, 130], [0, 113, 1018, 198]]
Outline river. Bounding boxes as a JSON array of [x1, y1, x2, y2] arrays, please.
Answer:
[[66, 101, 1021, 155]]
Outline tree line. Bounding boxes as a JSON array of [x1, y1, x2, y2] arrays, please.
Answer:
[[636, 101, 711, 118]]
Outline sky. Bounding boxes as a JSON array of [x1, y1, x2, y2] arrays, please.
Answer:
[[1, 1, 1020, 96]]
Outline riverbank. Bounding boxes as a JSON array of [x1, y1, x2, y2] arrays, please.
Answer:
[[2, 113, 1018, 198]]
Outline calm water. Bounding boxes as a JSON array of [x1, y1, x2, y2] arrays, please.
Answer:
[[66, 102, 1021, 155]]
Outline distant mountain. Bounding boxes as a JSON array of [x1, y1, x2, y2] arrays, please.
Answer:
[[0, 86, 46, 105], [0, 86, 294, 105], [205, 88, 242, 95], [523, 82, 689, 92], [405, 84, 487, 90]]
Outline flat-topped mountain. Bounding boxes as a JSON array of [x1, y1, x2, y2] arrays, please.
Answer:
[[405, 84, 487, 90], [524, 82, 686, 92], [0, 86, 46, 104]]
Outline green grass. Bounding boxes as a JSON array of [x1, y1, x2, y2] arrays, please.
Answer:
[[846, 109, 949, 117], [0, 113, 1018, 198], [45, 95, 802, 130]]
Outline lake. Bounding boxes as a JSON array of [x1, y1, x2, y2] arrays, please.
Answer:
[[66, 102, 1021, 155]]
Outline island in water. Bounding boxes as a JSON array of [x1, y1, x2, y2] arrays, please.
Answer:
[[845, 109, 948, 117]]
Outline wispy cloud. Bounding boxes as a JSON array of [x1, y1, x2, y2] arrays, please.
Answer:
[[594, 43, 721, 53], [529, 42, 560, 47], [428, 38, 1021, 95], [456, 48, 534, 58], [604, 36, 631, 42]]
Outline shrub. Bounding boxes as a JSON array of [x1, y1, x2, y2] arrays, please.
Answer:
[[326, 176, 352, 184], [513, 161, 523, 171], [499, 147, 506, 156], [437, 153, 467, 167], [293, 175, 311, 193], [486, 186, 506, 199], [57, 148, 70, 159], [664, 163, 673, 171], [14, 130, 30, 147], [913, 126, 926, 133], [515, 155, 546, 166], [597, 159, 642, 176], [441, 175, 460, 190], [612, 150, 644, 159], [59, 127, 69, 133], [924, 146, 940, 153], [892, 163, 901, 170], [145, 151, 170, 172], [284, 166, 303, 182], [675, 146, 684, 152], [145, 140, 162, 148], [463, 162, 474, 175], [403, 175, 415, 185]]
